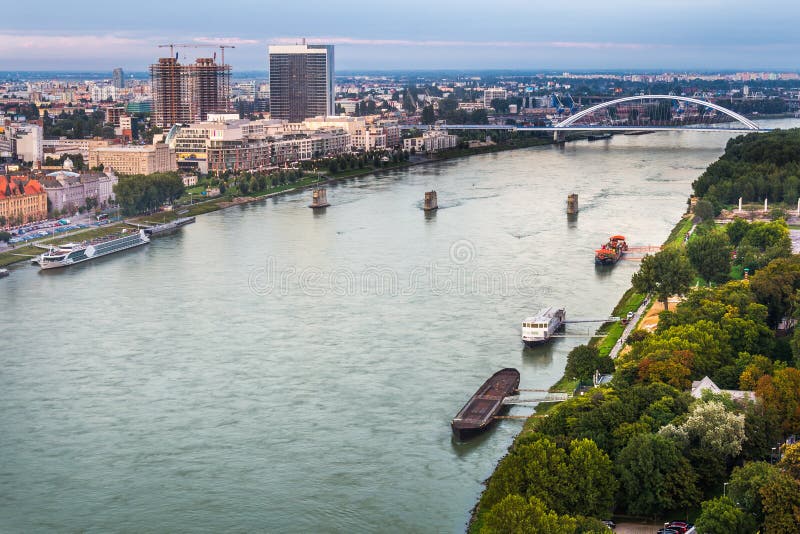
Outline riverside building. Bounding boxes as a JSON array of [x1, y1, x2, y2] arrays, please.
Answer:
[[88, 143, 176, 175], [268, 43, 335, 122], [0, 175, 48, 224]]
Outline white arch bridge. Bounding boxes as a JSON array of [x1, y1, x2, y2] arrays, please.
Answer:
[[402, 95, 767, 134]]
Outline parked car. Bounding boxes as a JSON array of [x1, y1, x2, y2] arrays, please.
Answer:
[[601, 519, 615, 529], [656, 530, 678, 534], [667, 521, 692, 533]]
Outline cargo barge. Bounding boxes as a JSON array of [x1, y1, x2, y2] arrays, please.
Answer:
[[451, 368, 520, 441], [595, 235, 628, 265]]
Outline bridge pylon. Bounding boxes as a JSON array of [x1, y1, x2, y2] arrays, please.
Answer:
[[553, 130, 565, 143]]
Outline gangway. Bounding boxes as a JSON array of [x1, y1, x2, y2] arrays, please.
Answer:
[[503, 393, 570, 405], [562, 317, 620, 324]]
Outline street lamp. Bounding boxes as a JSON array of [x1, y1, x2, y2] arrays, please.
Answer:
[[724, 482, 729, 497]]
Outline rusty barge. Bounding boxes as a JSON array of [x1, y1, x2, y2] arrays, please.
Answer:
[[451, 368, 521, 441]]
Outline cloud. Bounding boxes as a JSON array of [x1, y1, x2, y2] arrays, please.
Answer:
[[192, 37, 261, 46], [268, 36, 657, 50], [0, 32, 149, 54]]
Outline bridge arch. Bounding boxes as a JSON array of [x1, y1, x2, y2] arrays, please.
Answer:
[[555, 95, 760, 130]]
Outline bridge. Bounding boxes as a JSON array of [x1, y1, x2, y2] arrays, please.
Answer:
[[402, 95, 767, 134]]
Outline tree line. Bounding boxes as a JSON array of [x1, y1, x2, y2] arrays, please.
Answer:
[[693, 128, 800, 209], [113, 173, 185, 215], [473, 130, 800, 533], [476, 249, 800, 531]]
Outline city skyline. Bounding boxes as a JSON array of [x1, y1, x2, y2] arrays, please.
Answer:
[[1, 0, 799, 71]]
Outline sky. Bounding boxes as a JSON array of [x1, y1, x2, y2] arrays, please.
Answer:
[[1, 0, 799, 72]]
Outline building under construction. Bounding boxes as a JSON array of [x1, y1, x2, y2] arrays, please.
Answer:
[[150, 47, 232, 128]]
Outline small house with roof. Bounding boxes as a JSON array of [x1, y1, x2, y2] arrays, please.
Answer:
[[690, 376, 756, 403]]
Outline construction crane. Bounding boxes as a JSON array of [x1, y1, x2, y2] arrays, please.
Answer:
[[157, 43, 236, 64]]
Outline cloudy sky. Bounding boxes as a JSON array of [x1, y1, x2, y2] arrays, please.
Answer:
[[1, 0, 799, 71]]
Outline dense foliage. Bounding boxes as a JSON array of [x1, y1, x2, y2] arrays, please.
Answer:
[[475, 203, 799, 532], [693, 128, 800, 206], [113, 173, 185, 215], [44, 109, 114, 139]]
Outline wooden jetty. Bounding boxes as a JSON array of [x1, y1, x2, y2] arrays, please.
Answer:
[[423, 190, 438, 211], [309, 188, 330, 208]]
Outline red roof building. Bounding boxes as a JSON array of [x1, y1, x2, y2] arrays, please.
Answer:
[[0, 175, 48, 226]]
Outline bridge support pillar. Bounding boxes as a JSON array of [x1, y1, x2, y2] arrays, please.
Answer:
[[553, 130, 565, 143]]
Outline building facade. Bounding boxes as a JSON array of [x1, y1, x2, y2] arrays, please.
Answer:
[[41, 170, 118, 213], [150, 57, 231, 128], [88, 144, 177, 175], [268, 44, 335, 122], [0, 175, 48, 225], [112, 67, 125, 90], [483, 87, 507, 108]]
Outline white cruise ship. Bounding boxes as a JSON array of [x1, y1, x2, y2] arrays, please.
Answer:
[[521, 307, 566, 347], [34, 230, 150, 269]]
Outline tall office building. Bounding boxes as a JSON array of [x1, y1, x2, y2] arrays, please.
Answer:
[[112, 67, 125, 90], [150, 56, 231, 128], [268, 43, 334, 122]]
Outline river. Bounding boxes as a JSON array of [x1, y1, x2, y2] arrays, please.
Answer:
[[2, 119, 797, 532]]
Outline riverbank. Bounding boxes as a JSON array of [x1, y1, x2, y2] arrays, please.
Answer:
[[0, 134, 556, 269], [468, 211, 694, 533]]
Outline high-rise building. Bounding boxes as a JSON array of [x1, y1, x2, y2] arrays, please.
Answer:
[[112, 67, 125, 90], [150, 56, 231, 128], [268, 43, 334, 122]]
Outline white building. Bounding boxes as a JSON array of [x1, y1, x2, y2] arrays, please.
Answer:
[[483, 87, 507, 108], [14, 124, 44, 165], [403, 129, 459, 153], [90, 83, 117, 102]]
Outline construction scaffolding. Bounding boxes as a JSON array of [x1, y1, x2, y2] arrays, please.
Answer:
[[150, 57, 190, 128], [150, 45, 234, 128]]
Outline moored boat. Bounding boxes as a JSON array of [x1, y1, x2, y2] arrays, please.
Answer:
[[34, 230, 150, 269], [143, 216, 196, 236], [595, 235, 628, 265], [0, 268, 8, 278], [451, 368, 520, 441], [521, 307, 566, 347]]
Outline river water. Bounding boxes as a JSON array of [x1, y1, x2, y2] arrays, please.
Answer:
[[2, 120, 796, 532]]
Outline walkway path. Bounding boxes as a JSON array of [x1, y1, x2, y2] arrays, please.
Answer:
[[610, 219, 697, 359], [609, 296, 650, 359]]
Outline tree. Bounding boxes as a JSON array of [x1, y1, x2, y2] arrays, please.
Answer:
[[0, 231, 10, 243], [481, 495, 577, 534], [726, 217, 749, 246], [687, 231, 731, 284], [694, 199, 715, 222], [728, 462, 778, 529], [749, 256, 800, 327], [637, 349, 694, 389], [760, 471, 800, 533], [616, 433, 700, 516], [566, 439, 617, 517], [778, 442, 800, 479], [632, 248, 694, 310], [421, 105, 436, 125], [659, 400, 746, 459], [756, 367, 800, 435], [564, 345, 613, 382], [695, 496, 755, 534], [659, 400, 746, 492]]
